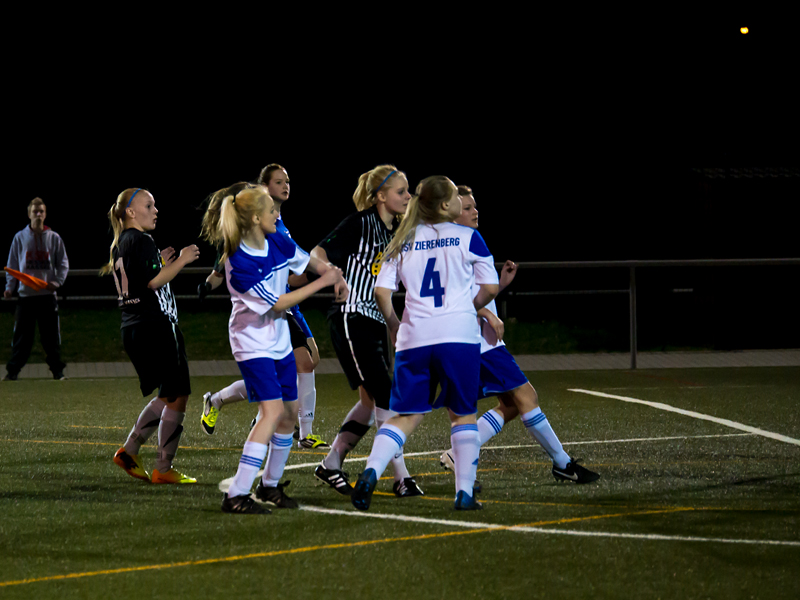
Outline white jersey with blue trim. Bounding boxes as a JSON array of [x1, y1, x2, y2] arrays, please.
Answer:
[[376, 222, 498, 352], [225, 232, 310, 361]]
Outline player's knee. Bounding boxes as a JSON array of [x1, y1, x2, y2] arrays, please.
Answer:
[[294, 348, 315, 373], [496, 402, 519, 421]]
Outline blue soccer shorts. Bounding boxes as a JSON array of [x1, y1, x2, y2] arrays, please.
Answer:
[[237, 353, 298, 403], [390, 342, 480, 416], [478, 346, 529, 399]]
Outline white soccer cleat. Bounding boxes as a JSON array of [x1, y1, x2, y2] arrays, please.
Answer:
[[439, 449, 455, 471]]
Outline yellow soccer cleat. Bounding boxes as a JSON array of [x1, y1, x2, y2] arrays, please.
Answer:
[[201, 392, 219, 435], [298, 434, 331, 449], [151, 468, 197, 484], [113, 447, 151, 482]]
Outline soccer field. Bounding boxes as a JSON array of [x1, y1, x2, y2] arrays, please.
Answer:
[[1, 367, 799, 599]]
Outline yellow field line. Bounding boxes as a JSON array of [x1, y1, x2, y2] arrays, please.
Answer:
[[0, 508, 686, 589]]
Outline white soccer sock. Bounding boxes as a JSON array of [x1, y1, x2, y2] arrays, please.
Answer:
[[124, 397, 167, 455], [155, 407, 185, 473], [375, 407, 411, 481], [212, 379, 248, 409], [324, 400, 373, 470], [521, 408, 570, 469], [477, 408, 505, 446], [228, 441, 268, 497], [451, 424, 480, 496], [297, 373, 316, 439], [262, 432, 294, 487], [365, 424, 406, 478]]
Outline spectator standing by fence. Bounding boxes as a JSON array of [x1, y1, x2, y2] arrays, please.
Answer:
[[3, 197, 69, 381]]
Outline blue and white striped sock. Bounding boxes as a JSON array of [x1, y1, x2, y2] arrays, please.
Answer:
[[262, 432, 294, 487], [521, 408, 570, 469], [477, 408, 505, 446], [365, 424, 406, 478], [228, 441, 268, 497], [451, 424, 480, 495]]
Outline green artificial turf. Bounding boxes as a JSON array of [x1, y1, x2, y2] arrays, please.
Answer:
[[1, 368, 799, 599]]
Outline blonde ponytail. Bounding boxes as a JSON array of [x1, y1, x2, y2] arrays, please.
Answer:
[[382, 176, 454, 262], [352, 164, 401, 211], [216, 183, 269, 265], [100, 188, 138, 275], [199, 188, 227, 245]]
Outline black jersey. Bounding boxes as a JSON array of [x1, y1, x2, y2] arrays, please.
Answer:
[[318, 205, 398, 323], [112, 229, 178, 328]]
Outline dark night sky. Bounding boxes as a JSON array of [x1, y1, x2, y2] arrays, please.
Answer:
[[5, 22, 798, 271]]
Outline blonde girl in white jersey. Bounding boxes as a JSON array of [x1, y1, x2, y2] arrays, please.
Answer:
[[351, 176, 499, 511]]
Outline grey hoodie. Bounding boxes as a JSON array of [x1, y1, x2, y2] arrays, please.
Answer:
[[4, 225, 69, 297]]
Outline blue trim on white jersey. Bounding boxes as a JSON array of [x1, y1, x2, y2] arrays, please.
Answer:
[[468, 230, 492, 258]]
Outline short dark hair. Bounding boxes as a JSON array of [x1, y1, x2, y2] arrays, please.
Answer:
[[456, 185, 472, 196], [28, 197, 45, 209]]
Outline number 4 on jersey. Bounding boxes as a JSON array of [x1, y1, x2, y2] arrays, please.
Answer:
[[420, 258, 445, 307]]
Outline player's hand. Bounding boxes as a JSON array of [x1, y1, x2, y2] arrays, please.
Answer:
[[161, 247, 176, 265], [3, 290, 11, 299], [179, 245, 200, 265], [45, 282, 59, 291], [388, 322, 399, 347], [499, 260, 517, 290], [333, 276, 349, 303], [486, 312, 504, 343], [321, 266, 343, 287]]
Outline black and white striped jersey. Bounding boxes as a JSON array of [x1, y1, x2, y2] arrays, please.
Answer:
[[318, 205, 398, 323], [112, 229, 178, 327]]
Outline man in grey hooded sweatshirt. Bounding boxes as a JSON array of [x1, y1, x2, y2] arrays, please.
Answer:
[[3, 197, 69, 380]]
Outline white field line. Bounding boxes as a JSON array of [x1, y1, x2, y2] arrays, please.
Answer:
[[217, 432, 752, 493], [300, 505, 800, 548], [569, 389, 800, 447]]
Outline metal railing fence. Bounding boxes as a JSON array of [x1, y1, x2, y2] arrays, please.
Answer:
[[4, 259, 799, 369]]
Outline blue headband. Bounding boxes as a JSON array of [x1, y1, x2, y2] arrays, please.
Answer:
[[372, 171, 397, 196], [127, 188, 142, 208]]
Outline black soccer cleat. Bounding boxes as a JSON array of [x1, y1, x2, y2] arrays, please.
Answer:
[[393, 477, 424, 497], [221, 493, 271, 514], [552, 459, 600, 484], [314, 463, 354, 496], [254, 480, 299, 509]]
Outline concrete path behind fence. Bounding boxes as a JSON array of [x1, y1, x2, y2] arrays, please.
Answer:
[[5, 349, 800, 380]]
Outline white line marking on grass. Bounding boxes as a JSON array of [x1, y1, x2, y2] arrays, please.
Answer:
[[299, 505, 800, 547], [509, 527, 800, 547], [300, 505, 502, 529], [569, 389, 800, 446]]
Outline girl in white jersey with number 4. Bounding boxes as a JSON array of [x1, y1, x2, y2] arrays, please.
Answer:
[[351, 176, 499, 511]]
